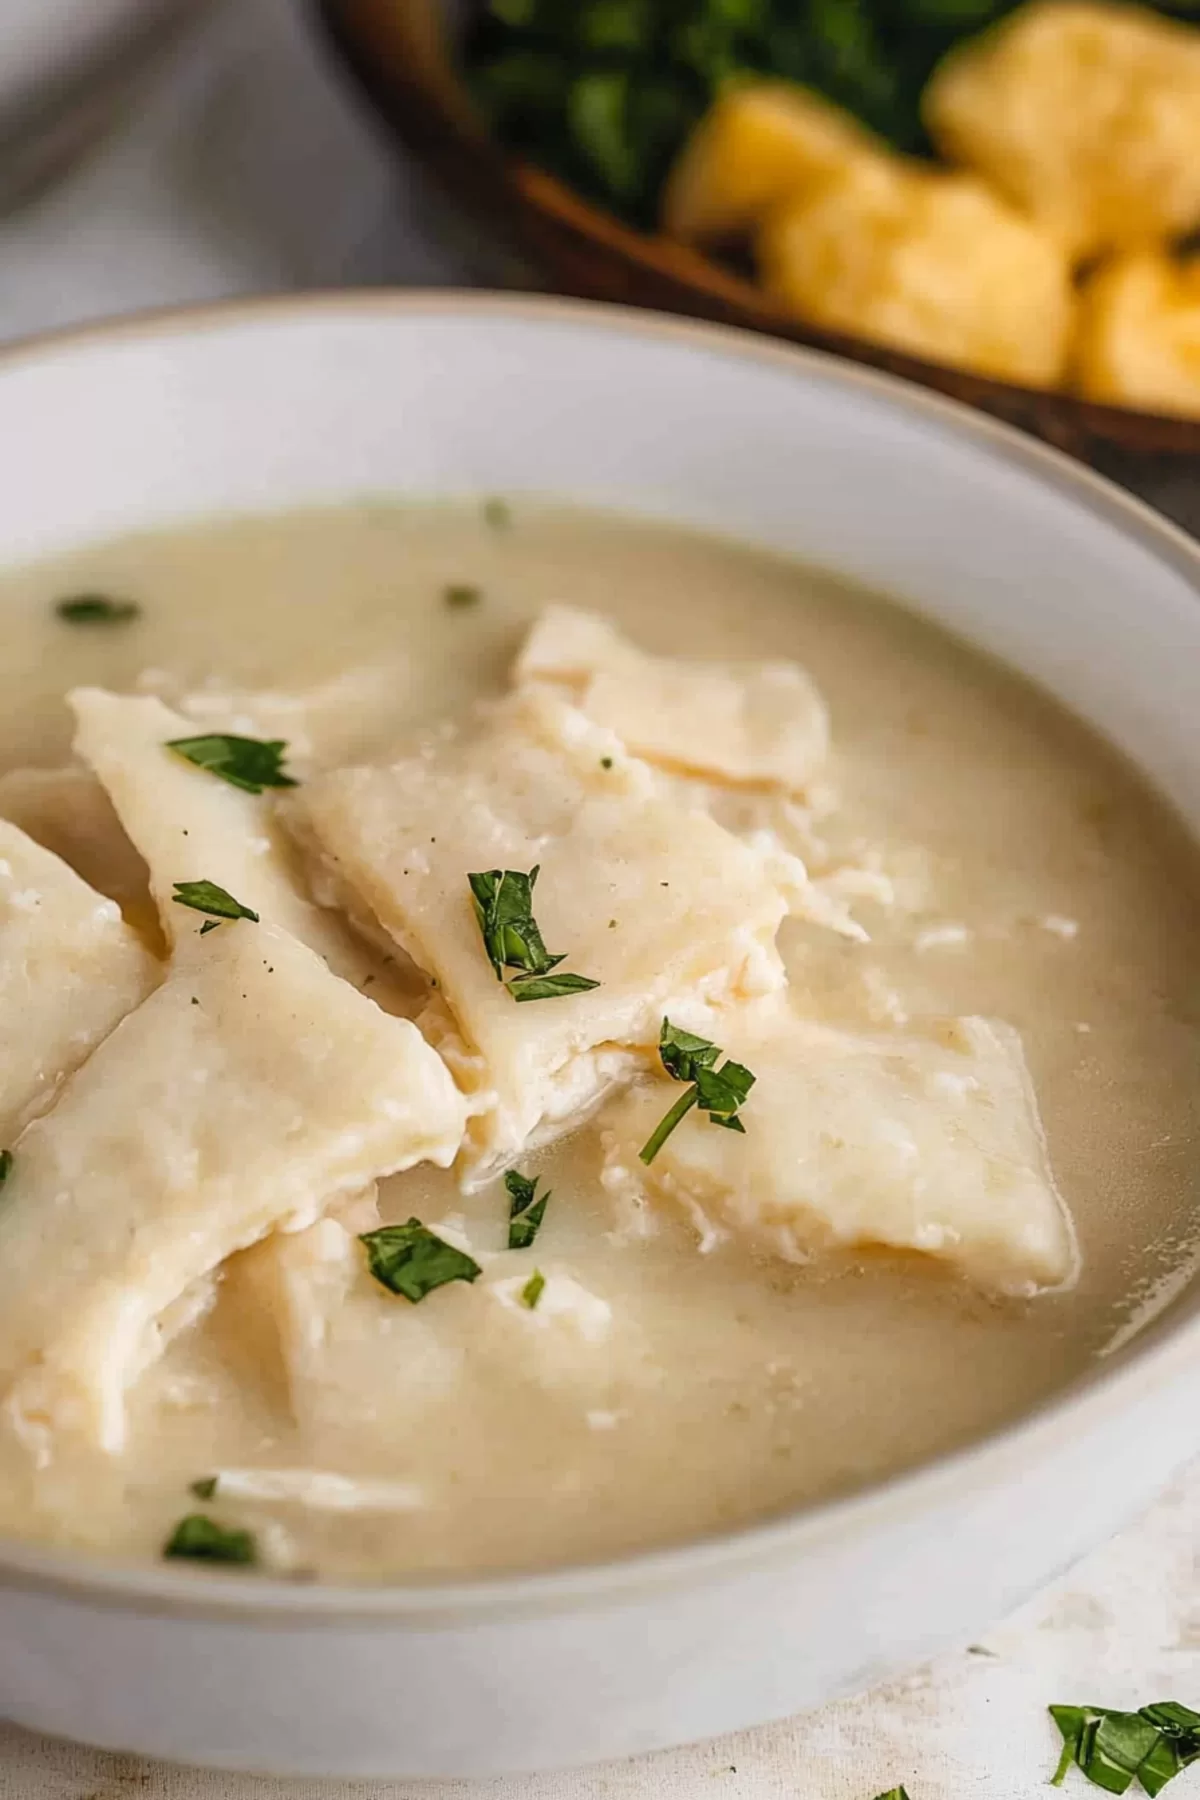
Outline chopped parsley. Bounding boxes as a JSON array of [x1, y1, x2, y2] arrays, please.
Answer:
[[483, 497, 511, 531], [444, 583, 482, 609], [361, 1218, 482, 1303], [509, 971, 601, 1002], [0, 1150, 10, 1189], [172, 880, 260, 928], [639, 1019, 756, 1165], [167, 733, 297, 795], [521, 1268, 546, 1310], [871, 1790, 912, 1800], [190, 1476, 218, 1500], [1050, 1702, 1200, 1794], [600, 756, 613, 769], [468, 867, 599, 1003], [506, 1168, 550, 1249], [54, 593, 140, 626], [163, 1514, 256, 1566]]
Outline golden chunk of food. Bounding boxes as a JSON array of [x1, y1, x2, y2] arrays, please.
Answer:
[[1074, 251, 1200, 417], [662, 81, 882, 244], [923, 0, 1200, 263], [758, 158, 1073, 384]]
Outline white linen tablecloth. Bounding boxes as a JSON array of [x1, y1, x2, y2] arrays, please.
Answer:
[[0, 3, 1198, 1793]]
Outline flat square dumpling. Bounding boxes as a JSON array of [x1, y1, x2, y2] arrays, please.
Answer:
[[227, 1212, 466, 1439], [0, 819, 157, 1144], [515, 606, 829, 793], [291, 688, 791, 1179], [70, 687, 416, 1007], [0, 920, 468, 1457], [0, 765, 150, 915], [170, 663, 410, 775], [600, 1010, 1076, 1296], [231, 1209, 632, 1445]]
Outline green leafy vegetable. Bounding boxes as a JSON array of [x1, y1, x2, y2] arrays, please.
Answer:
[[521, 1268, 546, 1309], [568, 69, 641, 200], [444, 583, 483, 609], [166, 734, 298, 795], [468, 867, 600, 1002], [871, 1789, 912, 1800], [190, 1476, 218, 1500], [0, 1150, 10, 1188], [1050, 1702, 1200, 1794], [54, 593, 141, 625], [163, 1514, 256, 1566], [506, 1168, 551, 1248], [639, 1018, 755, 1164], [172, 880, 260, 926], [361, 1218, 482, 1303]]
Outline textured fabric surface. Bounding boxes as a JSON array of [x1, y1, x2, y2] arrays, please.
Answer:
[[0, 1, 1197, 1792]]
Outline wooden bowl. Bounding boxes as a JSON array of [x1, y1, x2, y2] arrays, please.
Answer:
[[317, 0, 1200, 458]]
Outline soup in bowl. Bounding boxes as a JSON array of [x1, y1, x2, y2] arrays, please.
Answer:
[[0, 295, 1198, 1778]]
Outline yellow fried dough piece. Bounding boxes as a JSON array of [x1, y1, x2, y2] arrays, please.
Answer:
[[924, 0, 1200, 262], [1075, 250, 1200, 417], [759, 158, 1073, 384], [662, 81, 882, 244]]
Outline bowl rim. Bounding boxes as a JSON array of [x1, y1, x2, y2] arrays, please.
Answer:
[[1, 285, 1199, 1624]]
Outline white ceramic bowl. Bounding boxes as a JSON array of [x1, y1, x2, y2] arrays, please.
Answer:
[[2, 294, 1200, 1781]]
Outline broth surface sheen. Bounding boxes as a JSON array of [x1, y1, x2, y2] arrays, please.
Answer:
[[0, 498, 1197, 1582]]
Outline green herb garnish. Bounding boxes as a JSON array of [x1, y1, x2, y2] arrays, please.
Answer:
[[54, 593, 140, 625], [0, 1150, 10, 1189], [639, 1019, 755, 1165], [509, 970, 603, 1002], [468, 867, 600, 1002], [163, 1514, 256, 1566], [483, 497, 512, 531], [506, 1168, 550, 1249], [172, 880, 260, 927], [521, 1268, 546, 1309], [444, 583, 483, 609], [167, 734, 297, 795], [190, 1476, 218, 1500], [1050, 1702, 1200, 1794], [872, 1789, 912, 1800], [361, 1218, 482, 1303]]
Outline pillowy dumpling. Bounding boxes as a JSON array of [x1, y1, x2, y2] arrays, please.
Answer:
[[0, 819, 158, 1144], [600, 1009, 1076, 1297], [515, 605, 829, 793], [662, 82, 883, 245], [0, 921, 467, 1458], [1074, 250, 1200, 417], [923, 0, 1200, 263], [290, 688, 792, 1181], [759, 158, 1073, 386]]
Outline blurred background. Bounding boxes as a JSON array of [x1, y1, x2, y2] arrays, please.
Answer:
[[0, 0, 1196, 528]]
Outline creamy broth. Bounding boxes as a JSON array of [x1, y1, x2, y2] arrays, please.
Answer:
[[0, 498, 1198, 1581]]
